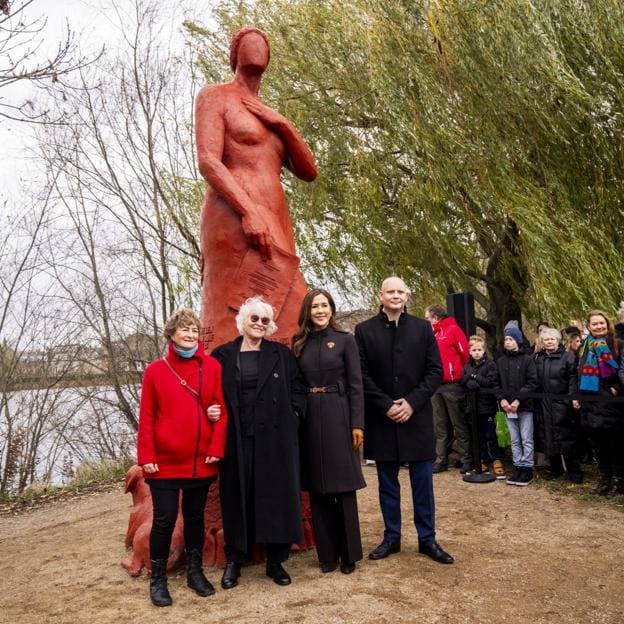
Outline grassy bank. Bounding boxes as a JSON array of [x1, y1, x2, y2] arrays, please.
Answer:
[[0, 456, 135, 515]]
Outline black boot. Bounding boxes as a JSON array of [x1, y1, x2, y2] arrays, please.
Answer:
[[149, 559, 172, 607], [607, 477, 624, 498], [186, 548, 215, 597], [590, 474, 612, 496]]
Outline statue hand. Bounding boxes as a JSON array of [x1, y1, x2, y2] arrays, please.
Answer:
[[242, 96, 284, 129], [242, 211, 273, 260]]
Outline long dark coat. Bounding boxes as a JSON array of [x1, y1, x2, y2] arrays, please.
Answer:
[[354, 308, 443, 462], [535, 346, 578, 455], [575, 336, 624, 432], [297, 327, 366, 494], [211, 337, 307, 550]]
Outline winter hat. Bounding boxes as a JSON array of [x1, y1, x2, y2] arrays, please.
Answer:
[[504, 324, 523, 345], [565, 325, 581, 337]]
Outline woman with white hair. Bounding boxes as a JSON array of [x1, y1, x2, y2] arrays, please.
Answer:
[[211, 296, 306, 589], [534, 327, 583, 482]]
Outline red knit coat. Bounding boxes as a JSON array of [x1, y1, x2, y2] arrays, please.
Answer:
[[136, 341, 228, 479], [432, 316, 470, 384]]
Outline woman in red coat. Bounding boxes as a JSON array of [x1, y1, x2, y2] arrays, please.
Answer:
[[137, 308, 227, 607]]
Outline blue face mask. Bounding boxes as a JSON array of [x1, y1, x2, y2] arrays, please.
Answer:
[[173, 343, 198, 359]]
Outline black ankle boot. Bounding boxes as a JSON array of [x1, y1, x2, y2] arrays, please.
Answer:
[[590, 474, 612, 496], [186, 548, 215, 597], [150, 559, 172, 607], [607, 477, 624, 498]]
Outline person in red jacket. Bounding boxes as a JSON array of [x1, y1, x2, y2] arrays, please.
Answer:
[[137, 308, 228, 607], [425, 304, 472, 473]]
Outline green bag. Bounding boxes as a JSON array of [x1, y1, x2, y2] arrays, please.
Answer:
[[495, 411, 511, 448]]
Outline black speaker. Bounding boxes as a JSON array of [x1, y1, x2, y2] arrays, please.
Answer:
[[446, 292, 475, 338]]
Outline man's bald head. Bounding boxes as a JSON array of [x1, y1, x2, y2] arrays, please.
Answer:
[[380, 276, 410, 295]]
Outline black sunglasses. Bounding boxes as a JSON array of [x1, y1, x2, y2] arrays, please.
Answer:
[[250, 314, 271, 326]]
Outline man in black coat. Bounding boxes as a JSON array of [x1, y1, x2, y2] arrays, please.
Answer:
[[354, 277, 454, 564]]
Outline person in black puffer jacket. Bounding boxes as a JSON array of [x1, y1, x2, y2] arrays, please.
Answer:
[[573, 310, 624, 497], [460, 335, 505, 478], [534, 327, 582, 483], [497, 326, 538, 486]]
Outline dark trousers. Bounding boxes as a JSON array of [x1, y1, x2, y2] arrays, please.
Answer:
[[309, 491, 363, 564], [224, 435, 291, 564], [548, 453, 582, 478], [433, 386, 472, 465], [590, 430, 624, 479], [148, 482, 213, 560], [376, 460, 435, 545], [477, 413, 502, 463]]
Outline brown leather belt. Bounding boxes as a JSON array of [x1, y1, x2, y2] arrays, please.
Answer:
[[308, 385, 339, 393]]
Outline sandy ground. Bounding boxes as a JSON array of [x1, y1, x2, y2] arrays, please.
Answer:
[[1, 468, 623, 624]]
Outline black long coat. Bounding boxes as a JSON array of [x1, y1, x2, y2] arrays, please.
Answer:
[[534, 346, 578, 455], [354, 309, 443, 462], [211, 337, 307, 550], [297, 327, 366, 494]]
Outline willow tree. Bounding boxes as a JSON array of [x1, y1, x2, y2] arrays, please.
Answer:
[[186, 0, 624, 339]]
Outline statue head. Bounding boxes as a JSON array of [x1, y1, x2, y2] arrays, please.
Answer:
[[230, 27, 271, 73]]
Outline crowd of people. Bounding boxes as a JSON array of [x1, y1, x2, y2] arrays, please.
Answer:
[[428, 304, 624, 494], [135, 284, 624, 607]]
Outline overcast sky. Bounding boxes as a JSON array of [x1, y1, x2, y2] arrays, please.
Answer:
[[1, 0, 203, 206]]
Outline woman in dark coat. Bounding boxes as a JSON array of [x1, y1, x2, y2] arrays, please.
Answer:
[[573, 310, 624, 497], [292, 289, 366, 574], [534, 327, 582, 483], [211, 296, 307, 589]]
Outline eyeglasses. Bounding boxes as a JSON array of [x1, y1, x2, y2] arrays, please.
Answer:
[[249, 314, 271, 326]]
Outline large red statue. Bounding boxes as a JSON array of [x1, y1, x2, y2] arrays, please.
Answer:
[[195, 27, 317, 348]]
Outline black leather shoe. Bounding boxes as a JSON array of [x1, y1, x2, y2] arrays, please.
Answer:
[[432, 463, 448, 474], [607, 477, 624, 498], [418, 541, 454, 564], [221, 561, 241, 589], [590, 475, 612, 496], [340, 561, 356, 574], [320, 561, 337, 573], [368, 540, 401, 560], [266, 562, 291, 586]]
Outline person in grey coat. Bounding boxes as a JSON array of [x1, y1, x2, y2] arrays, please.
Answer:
[[354, 277, 453, 565], [293, 288, 366, 574]]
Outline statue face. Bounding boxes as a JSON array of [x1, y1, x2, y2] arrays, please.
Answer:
[[236, 32, 269, 73]]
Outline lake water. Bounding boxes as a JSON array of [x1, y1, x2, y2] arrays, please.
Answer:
[[0, 385, 138, 491]]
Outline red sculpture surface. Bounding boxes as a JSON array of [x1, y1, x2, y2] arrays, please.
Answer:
[[195, 27, 317, 348], [121, 465, 315, 574]]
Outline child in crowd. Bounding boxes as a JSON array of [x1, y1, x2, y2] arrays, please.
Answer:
[[460, 336, 506, 479], [497, 326, 538, 486]]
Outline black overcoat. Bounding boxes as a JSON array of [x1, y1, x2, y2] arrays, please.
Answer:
[[354, 309, 443, 462], [534, 346, 578, 455], [211, 337, 307, 550], [297, 327, 366, 494]]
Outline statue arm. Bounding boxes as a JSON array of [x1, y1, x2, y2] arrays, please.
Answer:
[[242, 96, 317, 182], [196, 87, 254, 217], [195, 87, 273, 259]]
